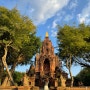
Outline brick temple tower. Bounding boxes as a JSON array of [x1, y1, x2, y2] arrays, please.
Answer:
[[25, 32, 68, 87], [35, 32, 60, 78]]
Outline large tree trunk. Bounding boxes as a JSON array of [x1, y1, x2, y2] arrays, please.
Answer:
[[2, 45, 15, 85], [66, 55, 74, 87], [0, 59, 4, 85], [68, 67, 74, 87]]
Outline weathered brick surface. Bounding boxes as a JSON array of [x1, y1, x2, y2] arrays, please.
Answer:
[[0, 86, 90, 90], [0, 86, 40, 90], [35, 34, 60, 78], [57, 87, 90, 90]]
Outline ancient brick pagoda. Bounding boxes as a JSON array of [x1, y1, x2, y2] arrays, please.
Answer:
[[23, 32, 68, 88], [35, 32, 60, 78]]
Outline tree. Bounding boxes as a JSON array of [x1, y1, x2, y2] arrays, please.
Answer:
[[1, 70, 24, 86], [75, 67, 90, 86], [0, 6, 41, 85], [57, 24, 88, 87], [74, 24, 90, 67], [13, 71, 24, 86], [7, 33, 41, 74]]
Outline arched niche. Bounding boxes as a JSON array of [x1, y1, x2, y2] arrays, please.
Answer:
[[43, 58, 50, 75]]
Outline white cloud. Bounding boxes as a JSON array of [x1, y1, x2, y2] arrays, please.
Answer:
[[51, 11, 66, 29], [64, 14, 73, 21], [77, 1, 90, 24], [56, 11, 65, 17], [52, 20, 58, 29], [69, 0, 78, 9], [51, 30, 57, 37], [18, 0, 69, 25]]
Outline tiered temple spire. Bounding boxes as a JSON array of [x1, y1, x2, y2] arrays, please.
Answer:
[[45, 32, 49, 37]]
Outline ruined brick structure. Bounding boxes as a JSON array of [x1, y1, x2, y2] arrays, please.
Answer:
[[35, 32, 60, 78], [25, 32, 68, 88]]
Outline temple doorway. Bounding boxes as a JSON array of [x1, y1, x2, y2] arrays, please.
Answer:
[[44, 58, 50, 76]]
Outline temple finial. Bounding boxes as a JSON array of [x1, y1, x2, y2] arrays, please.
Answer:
[[45, 32, 49, 37]]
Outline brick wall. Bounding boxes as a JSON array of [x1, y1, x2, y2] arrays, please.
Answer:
[[57, 87, 90, 90], [0, 86, 90, 90], [0, 86, 39, 90]]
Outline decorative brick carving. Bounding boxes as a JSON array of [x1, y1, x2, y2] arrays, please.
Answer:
[[35, 32, 60, 78]]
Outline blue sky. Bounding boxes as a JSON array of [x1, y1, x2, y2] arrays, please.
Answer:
[[0, 0, 89, 76]]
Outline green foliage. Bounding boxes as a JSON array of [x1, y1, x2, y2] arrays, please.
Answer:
[[0, 70, 8, 84], [57, 24, 90, 67], [0, 6, 41, 79], [0, 6, 36, 49], [13, 71, 24, 86], [75, 68, 90, 86], [20, 33, 41, 65], [6, 33, 41, 65], [0, 70, 24, 86], [57, 24, 90, 86], [57, 25, 86, 56]]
